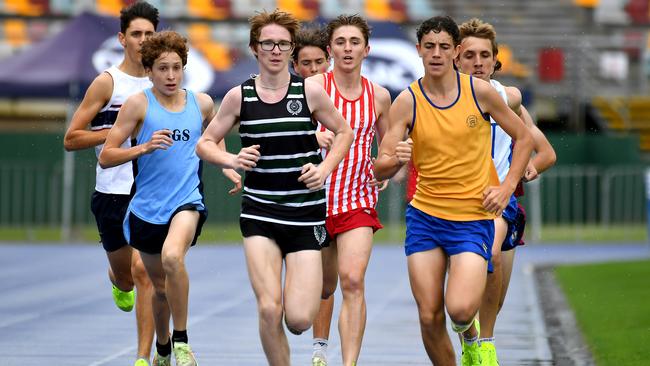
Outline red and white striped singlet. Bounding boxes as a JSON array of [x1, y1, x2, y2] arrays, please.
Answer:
[[321, 71, 378, 216]]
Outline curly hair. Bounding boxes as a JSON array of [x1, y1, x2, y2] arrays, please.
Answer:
[[326, 14, 370, 45], [458, 18, 502, 72], [140, 30, 188, 70], [416, 15, 460, 46], [120, 1, 159, 33]]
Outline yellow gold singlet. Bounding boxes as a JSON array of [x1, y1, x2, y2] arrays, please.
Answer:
[[408, 71, 499, 221]]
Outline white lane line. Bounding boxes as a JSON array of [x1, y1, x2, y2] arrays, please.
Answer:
[[88, 289, 253, 366]]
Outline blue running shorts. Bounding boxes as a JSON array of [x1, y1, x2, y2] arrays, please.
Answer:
[[405, 205, 494, 264]]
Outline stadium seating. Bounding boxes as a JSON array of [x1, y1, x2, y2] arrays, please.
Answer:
[[592, 96, 650, 151]]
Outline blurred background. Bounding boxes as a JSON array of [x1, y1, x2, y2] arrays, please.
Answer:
[[0, 0, 648, 243]]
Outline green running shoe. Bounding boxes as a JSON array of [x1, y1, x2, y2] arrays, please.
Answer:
[[312, 354, 327, 366], [460, 318, 482, 366], [134, 358, 150, 366], [173, 342, 198, 366], [480, 341, 499, 366], [461, 340, 482, 366], [151, 352, 170, 366], [111, 284, 135, 312]]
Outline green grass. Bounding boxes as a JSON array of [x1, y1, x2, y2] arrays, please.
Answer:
[[555, 260, 650, 365], [0, 223, 647, 243], [541, 224, 647, 242]]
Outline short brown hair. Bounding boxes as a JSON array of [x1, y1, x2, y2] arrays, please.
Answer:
[[458, 18, 501, 72], [140, 30, 188, 69], [249, 9, 300, 49], [326, 14, 370, 45], [293, 26, 328, 62]]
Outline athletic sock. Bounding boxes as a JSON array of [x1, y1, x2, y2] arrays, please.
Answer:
[[172, 329, 188, 344], [479, 336, 495, 344], [313, 338, 328, 352], [156, 340, 172, 357], [463, 334, 479, 345]]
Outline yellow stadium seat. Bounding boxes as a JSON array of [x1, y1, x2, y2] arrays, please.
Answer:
[[497, 44, 531, 78], [4, 19, 30, 47], [188, 0, 229, 20], [96, 0, 124, 16], [365, 0, 391, 21], [277, 0, 318, 21], [4, 0, 45, 16], [187, 23, 232, 71]]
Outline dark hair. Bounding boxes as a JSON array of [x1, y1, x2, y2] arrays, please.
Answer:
[[293, 26, 328, 62], [120, 1, 159, 34], [458, 18, 502, 72], [249, 9, 300, 49], [416, 15, 460, 46], [140, 31, 188, 69], [326, 14, 371, 45]]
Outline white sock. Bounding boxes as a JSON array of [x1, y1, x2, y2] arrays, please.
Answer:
[[313, 338, 328, 356], [463, 334, 479, 345], [479, 336, 495, 344]]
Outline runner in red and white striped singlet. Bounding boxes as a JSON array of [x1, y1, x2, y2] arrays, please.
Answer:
[[321, 70, 378, 216], [309, 15, 392, 366]]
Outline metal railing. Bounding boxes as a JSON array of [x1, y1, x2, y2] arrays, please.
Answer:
[[0, 162, 647, 242]]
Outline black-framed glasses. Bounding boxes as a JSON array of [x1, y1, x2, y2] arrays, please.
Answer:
[[258, 40, 293, 52]]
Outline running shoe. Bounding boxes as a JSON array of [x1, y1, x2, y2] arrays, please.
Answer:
[[134, 358, 150, 366], [460, 340, 482, 366], [151, 353, 170, 366], [173, 342, 198, 366], [312, 352, 327, 366], [480, 341, 499, 366], [460, 319, 482, 366], [111, 284, 135, 312]]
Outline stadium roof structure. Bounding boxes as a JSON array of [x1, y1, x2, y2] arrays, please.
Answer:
[[0, 12, 119, 99], [0, 12, 424, 100]]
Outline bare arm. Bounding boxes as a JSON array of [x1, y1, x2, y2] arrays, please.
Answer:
[[196, 86, 260, 171], [301, 78, 354, 190], [63, 72, 113, 151], [374, 89, 413, 181], [98, 92, 173, 168], [369, 83, 392, 190], [372, 83, 392, 149], [521, 105, 556, 176], [475, 79, 533, 214], [196, 91, 242, 194]]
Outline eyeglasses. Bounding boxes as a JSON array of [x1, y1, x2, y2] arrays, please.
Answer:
[[258, 40, 293, 52]]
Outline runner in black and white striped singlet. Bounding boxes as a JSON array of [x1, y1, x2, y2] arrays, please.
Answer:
[[195, 10, 353, 364], [239, 73, 326, 227]]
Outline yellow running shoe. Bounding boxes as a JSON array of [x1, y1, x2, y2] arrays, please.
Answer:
[[480, 341, 499, 366], [173, 342, 198, 366], [134, 358, 150, 366], [111, 284, 135, 312]]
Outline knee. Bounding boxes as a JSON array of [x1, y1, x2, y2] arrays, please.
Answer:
[[339, 271, 365, 297], [446, 304, 476, 327], [321, 274, 338, 299], [418, 306, 446, 330], [284, 312, 312, 334], [258, 300, 283, 327], [161, 251, 185, 274]]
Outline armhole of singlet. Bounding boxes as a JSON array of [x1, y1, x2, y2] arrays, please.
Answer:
[[407, 86, 416, 134], [470, 75, 490, 121], [100, 69, 115, 111]]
